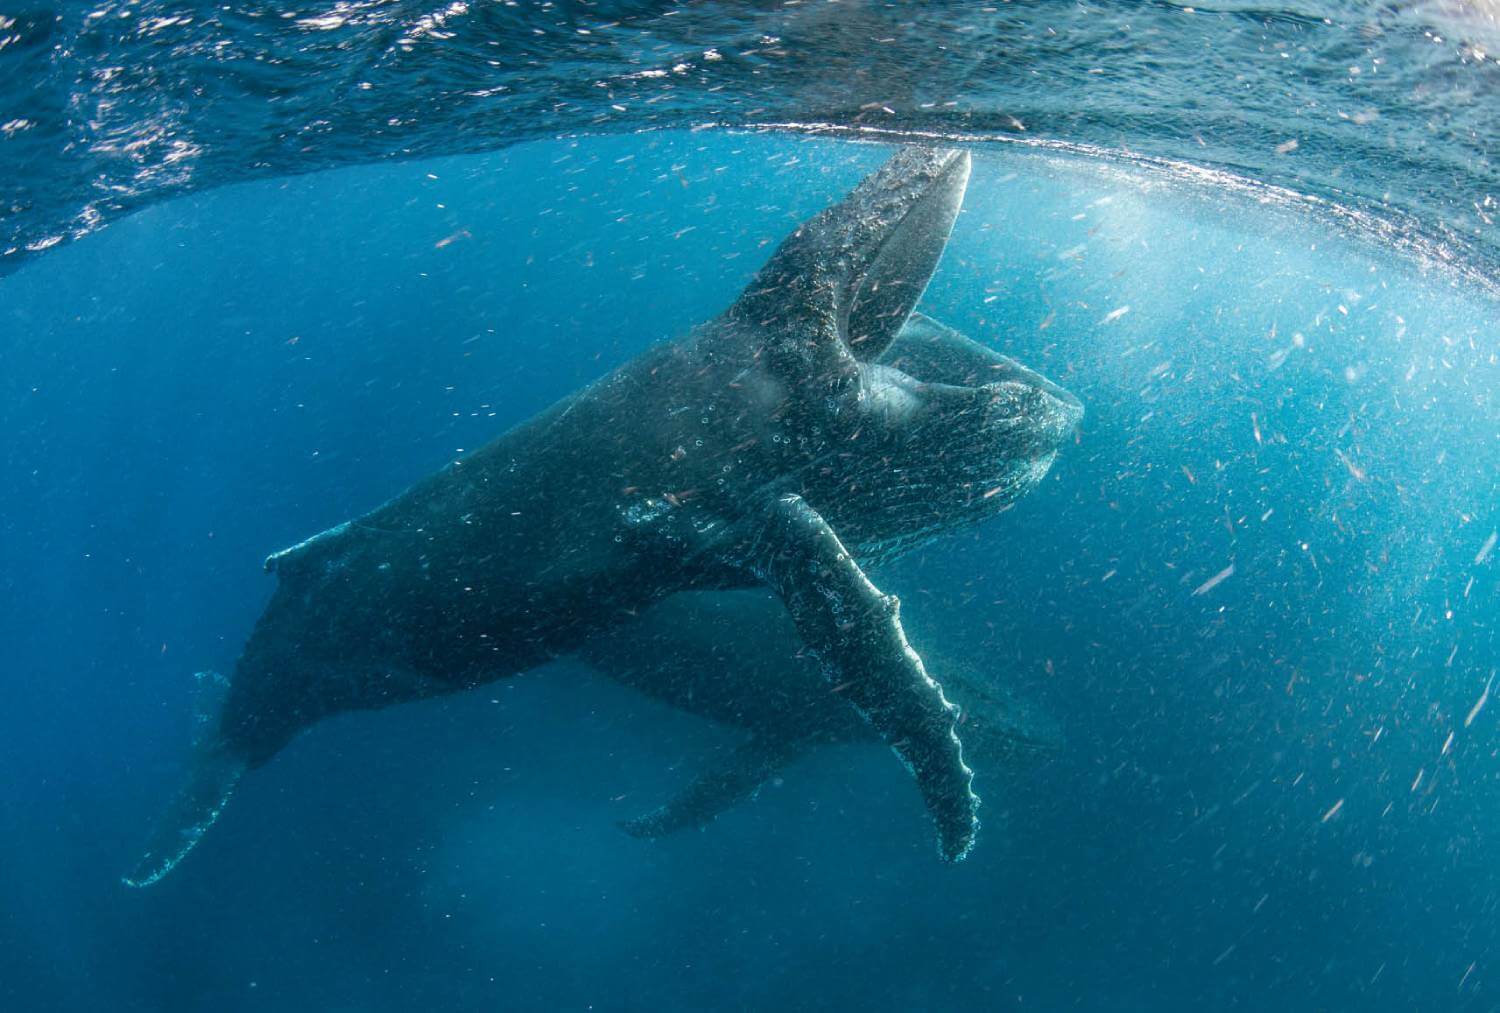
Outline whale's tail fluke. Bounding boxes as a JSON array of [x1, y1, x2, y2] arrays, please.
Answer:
[[123, 671, 245, 888]]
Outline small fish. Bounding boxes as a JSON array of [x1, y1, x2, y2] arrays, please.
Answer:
[[1193, 563, 1235, 597], [1475, 530, 1497, 565], [1335, 448, 1367, 481], [1464, 671, 1493, 728]]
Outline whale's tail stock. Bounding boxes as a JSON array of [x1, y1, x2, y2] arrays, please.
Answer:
[[122, 670, 246, 888]]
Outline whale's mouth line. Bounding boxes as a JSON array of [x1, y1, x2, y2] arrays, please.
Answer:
[[981, 358, 1084, 417], [877, 318, 1083, 435]]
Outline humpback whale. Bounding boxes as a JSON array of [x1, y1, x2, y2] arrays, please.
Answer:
[[580, 587, 1061, 838], [125, 147, 1083, 887]]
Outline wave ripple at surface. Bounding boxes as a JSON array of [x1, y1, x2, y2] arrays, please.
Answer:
[[2, 1, 1497, 278]]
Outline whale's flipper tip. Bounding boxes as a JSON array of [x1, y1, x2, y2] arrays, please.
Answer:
[[938, 819, 978, 864], [123, 671, 245, 889], [621, 735, 805, 839], [617, 813, 662, 839], [123, 744, 244, 888]]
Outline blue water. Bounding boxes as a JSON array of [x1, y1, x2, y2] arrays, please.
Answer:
[[2, 36, 1499, 1013]]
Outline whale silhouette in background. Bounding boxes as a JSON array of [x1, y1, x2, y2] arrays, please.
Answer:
[[580, 584, 1062, 838], [125, 147, 1083, 887]]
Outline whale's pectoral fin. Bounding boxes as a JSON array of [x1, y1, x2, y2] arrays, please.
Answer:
[[743, 494, 979, 861], [621, 734, 807, 838], [123, 671, 245, 888], [730, 147, 972, 368], [123, 741, 244, 888]]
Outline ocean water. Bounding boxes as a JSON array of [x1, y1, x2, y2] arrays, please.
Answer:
[[2, 6, 1499, 1013], [4, 2, 1498, 283]]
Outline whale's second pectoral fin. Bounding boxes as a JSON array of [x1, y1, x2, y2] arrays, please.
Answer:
[[621, 734, 807, 839], [123, 671, 245, 888], [742, 494, 979, 861], [123, 745, 243, 888]]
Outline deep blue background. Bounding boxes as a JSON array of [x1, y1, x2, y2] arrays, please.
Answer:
[[2, 131, 1497, 1010]]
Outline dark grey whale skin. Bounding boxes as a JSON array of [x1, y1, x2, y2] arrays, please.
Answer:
[[125, 147, 1083, 886], [581, 314, 1077, 837]]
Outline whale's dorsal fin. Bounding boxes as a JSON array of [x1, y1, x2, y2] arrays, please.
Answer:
[[621, 734, 808, 838], [264, 520, 352, 575], [730, 148, 970, 364]]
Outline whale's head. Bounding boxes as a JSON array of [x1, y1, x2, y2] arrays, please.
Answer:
[[725, 146, 1081, 561], [838, 312, 1084, 561]]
